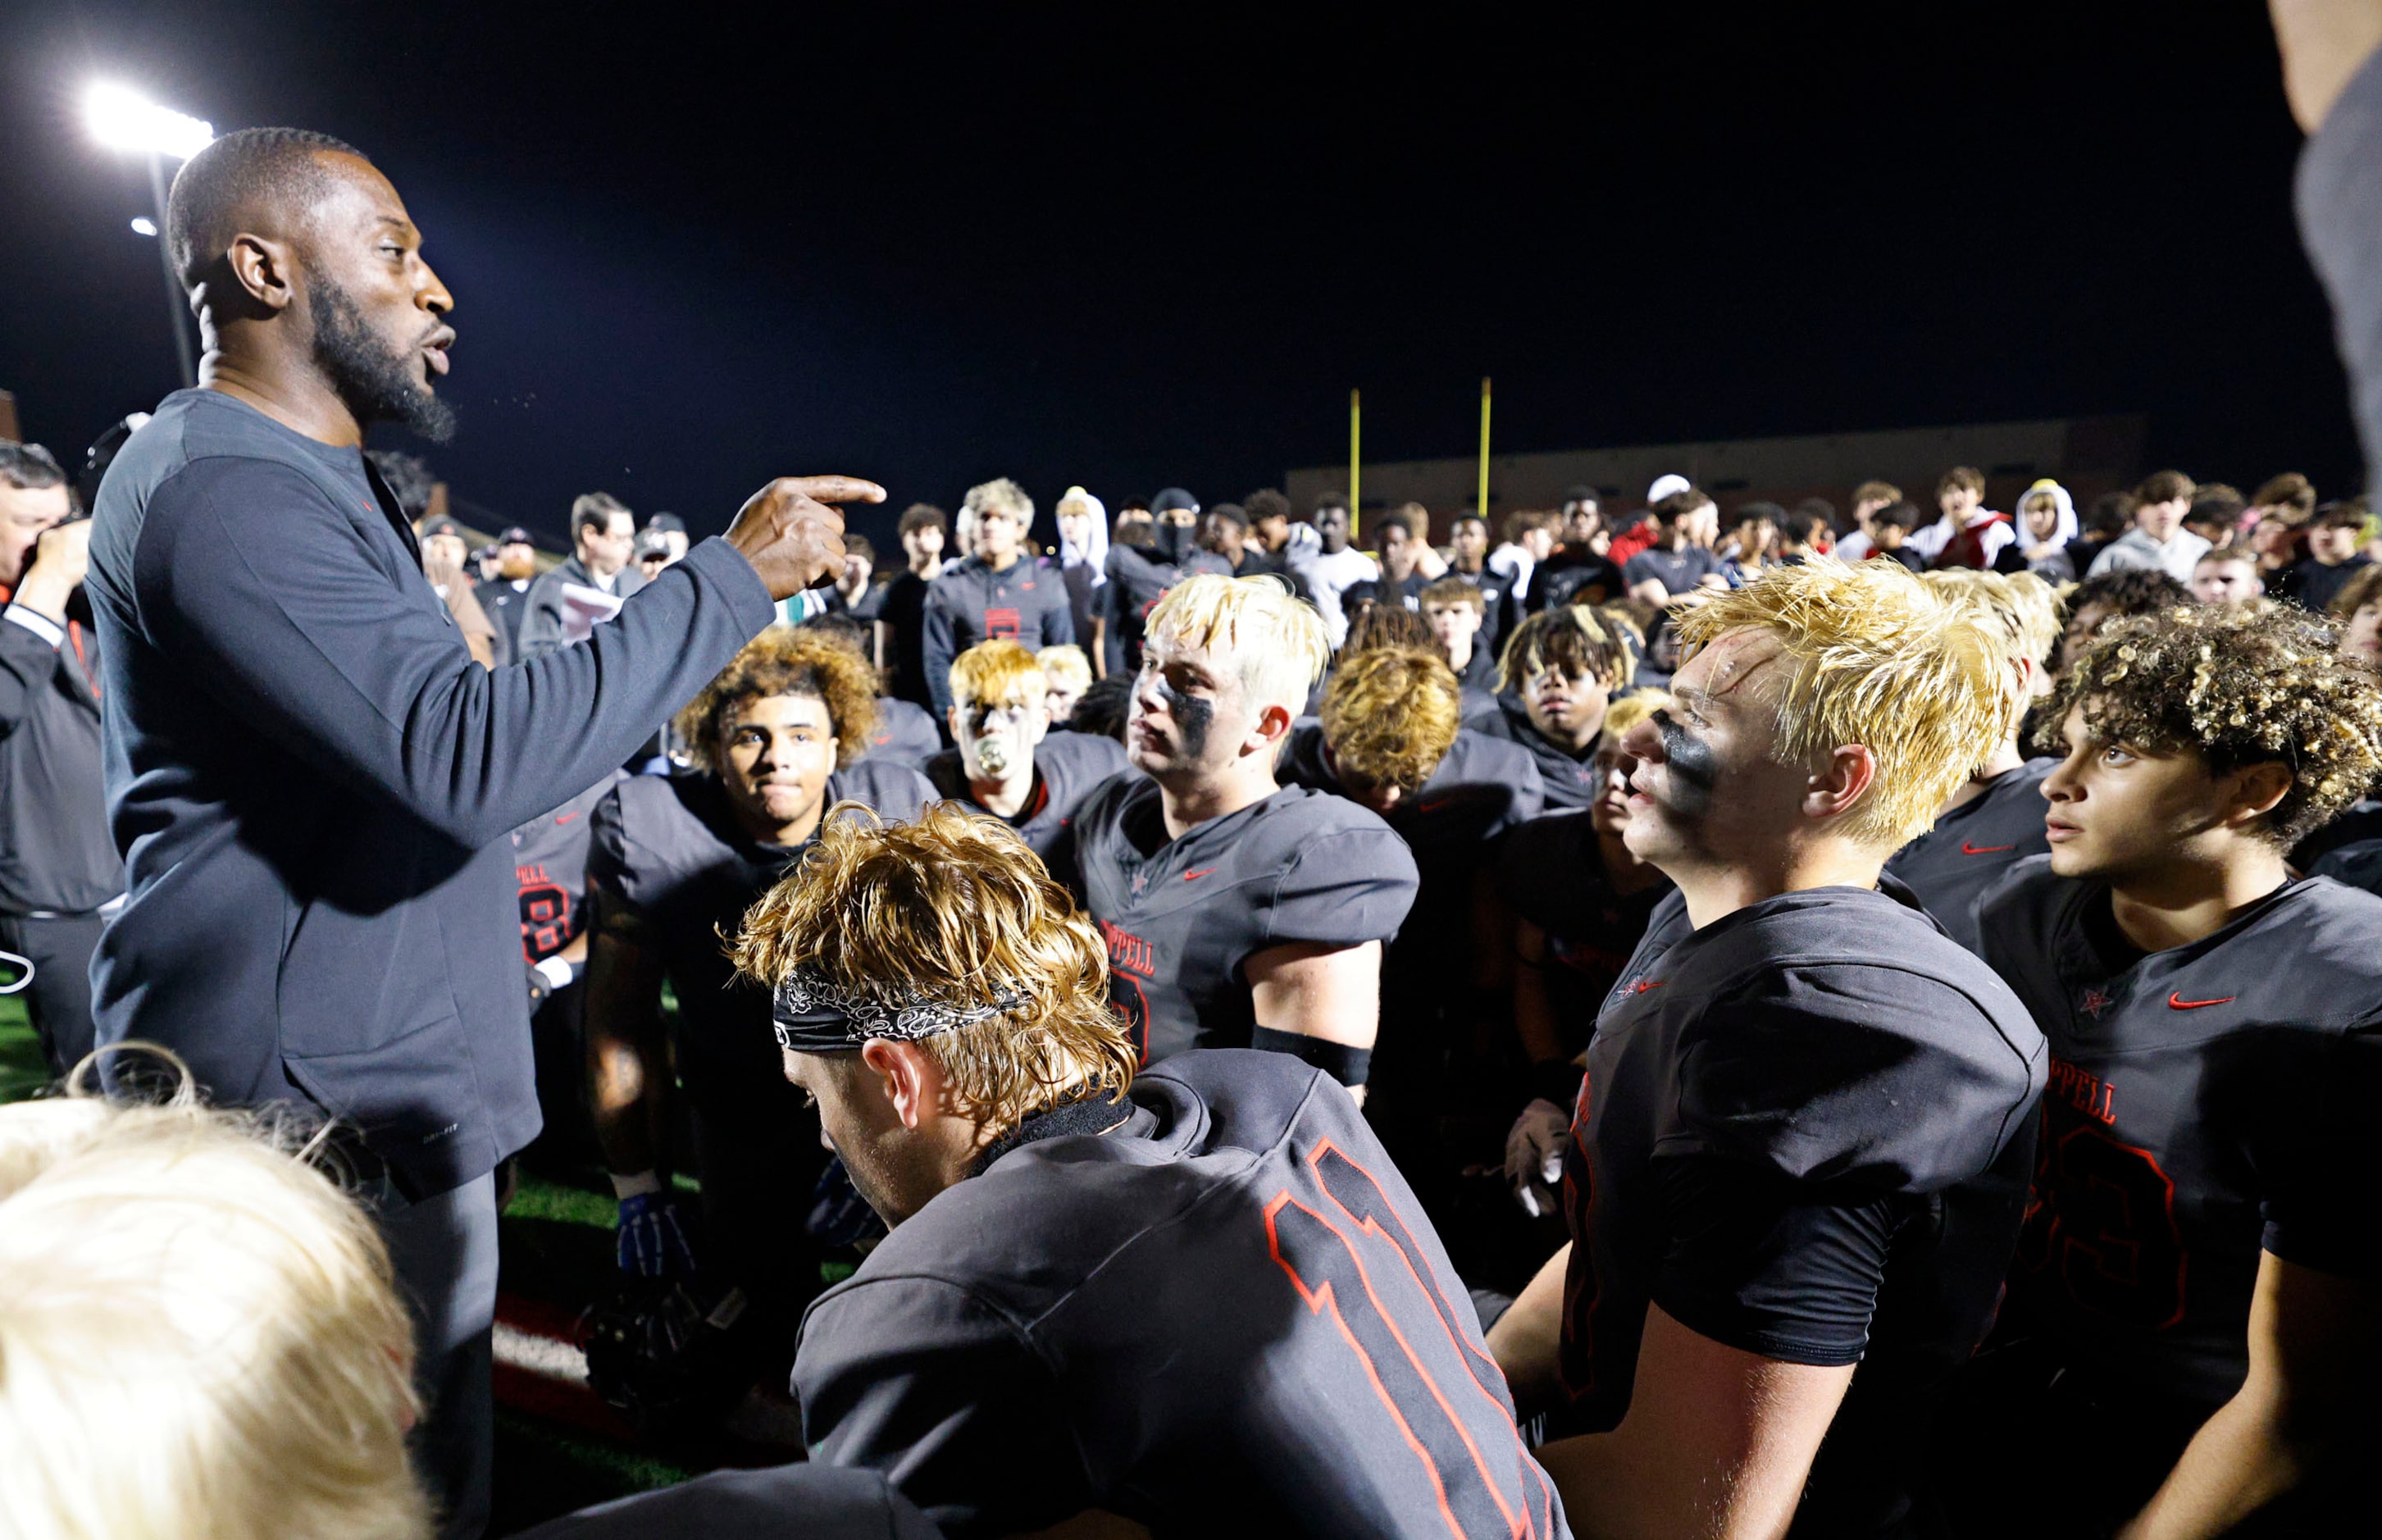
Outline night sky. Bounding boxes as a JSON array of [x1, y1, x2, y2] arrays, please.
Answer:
[[1, 2, 2361, 551]]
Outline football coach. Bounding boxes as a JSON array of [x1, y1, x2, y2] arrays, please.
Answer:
[[84, 127, 878, 1537]]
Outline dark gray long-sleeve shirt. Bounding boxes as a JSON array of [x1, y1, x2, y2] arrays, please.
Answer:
[[0, 597, 120, 914], [85, 390, 776, 1196]]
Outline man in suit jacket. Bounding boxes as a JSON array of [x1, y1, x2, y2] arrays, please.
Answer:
[[516, 490, 647, 658], [84, 126, 875, 1538]]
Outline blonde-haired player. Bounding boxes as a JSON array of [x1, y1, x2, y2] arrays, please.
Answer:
[[1052, 573, 1419, 1093], [922, 640, 1129, 861], [1488, 558, 2048, 1540], [1881, 567, 2066, 952], [734, 805, 1554, 1538], [0, 1081, 429, 1540]]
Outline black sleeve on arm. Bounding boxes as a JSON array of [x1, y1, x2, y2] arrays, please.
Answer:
[[137, 458, 774, 848], [2257, 1021, 2382, 1279], [1647, 1149, 1897, 1368], [797, 1277, 1091, 1538]]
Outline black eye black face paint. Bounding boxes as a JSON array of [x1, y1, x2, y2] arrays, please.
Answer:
[[1156, 676, 1214, 759], [1651, 708, 1718, 817]]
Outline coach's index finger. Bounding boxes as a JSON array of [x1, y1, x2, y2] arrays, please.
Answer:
[[781, 476, 886, 505]]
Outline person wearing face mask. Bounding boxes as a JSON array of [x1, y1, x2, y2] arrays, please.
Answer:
[[1495, 694, 1675, 1222], [922, 479, 1074, 723], [922, 640, 1130, 862], [581, 627, 934, 1403], [1471, 606, 1635, 811]]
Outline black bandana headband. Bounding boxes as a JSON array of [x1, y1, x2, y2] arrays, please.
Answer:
[[771, 966, 1032, 1052]]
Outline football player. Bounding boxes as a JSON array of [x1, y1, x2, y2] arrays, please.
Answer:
[[1472, 605, 1635, 811], [582, 627, 933, 1372], [1054, 573, 1418, 1097], [510, 773, 620, 1169], [922, 640, 1130, 862], [1276, 643, 1543, 1211], [1488, 558, 2047, 1538], [920, 478, 1073, 720], [1496, 694, 1674, 1219], [1882, 568, 2063, 953], [734, 806, 1565, 1539], [1969, 602, 2382, 1537]]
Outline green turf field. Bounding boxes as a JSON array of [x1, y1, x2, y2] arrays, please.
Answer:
[[0, 992, 720, 1533]]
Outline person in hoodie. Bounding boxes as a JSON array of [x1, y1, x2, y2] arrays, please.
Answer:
[[1470, 605, 1634, 812], [1052, 485, 1107, 673], [2087, 469, 2212, 583], [2006, 476, 2080, 581], [1100, 501, 1181, 678]]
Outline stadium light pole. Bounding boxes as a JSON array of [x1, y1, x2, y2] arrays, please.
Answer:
[[86, 83, 214, 388]]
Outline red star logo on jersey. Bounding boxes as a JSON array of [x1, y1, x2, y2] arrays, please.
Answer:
[[2079, 986, 2114, 1018], [1130, 872, 1149, 895]]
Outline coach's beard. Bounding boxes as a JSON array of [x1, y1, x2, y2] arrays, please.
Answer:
[[307, 267, 458, 443]]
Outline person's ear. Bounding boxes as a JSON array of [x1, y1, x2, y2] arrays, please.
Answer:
[[223, 232, 299, 312], [1246, 699, 1296, 757], [2224, 762, 2294, 832], [1803, 744, 1879, 823], [859, 1039, 938, 1130]]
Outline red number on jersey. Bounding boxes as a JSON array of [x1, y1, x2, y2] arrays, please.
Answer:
[[1265, 1138, 1559, 1540], [2034, 1122, 2188, 1330]]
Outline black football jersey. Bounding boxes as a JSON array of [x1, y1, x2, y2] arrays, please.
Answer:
[[1562, 883, 2046, 1534], [1978, 861, 2382, 1406], [859, 697, 942, 771], [796, 1050, 1569, 1540], [1494, 810, 1674, 1062], [1060, 775, 1419, 1064], [1469, 700, 1602, 812], [590, 761, 935, 1086], [2310, 834, 2382, 898], [1277, 722, 1544, 864], [511, 774, 619, 963], [1882, 758, 2054, 955], [922, 728, 1134, 863]]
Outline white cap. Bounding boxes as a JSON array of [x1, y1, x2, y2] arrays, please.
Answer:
[[1646, 473, 1691, 503]]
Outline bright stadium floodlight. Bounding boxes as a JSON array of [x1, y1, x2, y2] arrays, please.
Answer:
[[85, 83, 214, 385], [85, 82, 214, 161]]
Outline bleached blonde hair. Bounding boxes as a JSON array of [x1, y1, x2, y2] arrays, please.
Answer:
[[0, 1064, 428, 1540], [1922, 568, 2063, 676], [1144, 572, 1332, 715], [1674, 558, 2020, 849], [1036, 644, 1094, 695], [950, 639, 1047, 711], [963, 476, 1035, 535]]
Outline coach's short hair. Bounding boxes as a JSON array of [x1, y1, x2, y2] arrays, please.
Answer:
[[950, 639, 1047, 712], [676, 625, 880, 772], [1321, 647, 1461, 795], [165, 126, 370, 289], [2043, 603, 2382, 845], [0, 1068, 428, 1540], [1145, 573, 1331, 714], [0, 440, 69, 494], [572, 490, 632, 537], [731, 804, 1136, 1132], [963, 477, 1035, 534], [1675, 558, 2020, 849]]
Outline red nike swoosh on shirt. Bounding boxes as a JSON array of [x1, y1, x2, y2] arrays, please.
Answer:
[[553, 812, 580, 824], [1633, 979, 1665, 994], [2168, 992, 2236, 1010], [1184, 868, 1218, 881], [1960, 841, 2015, 854]]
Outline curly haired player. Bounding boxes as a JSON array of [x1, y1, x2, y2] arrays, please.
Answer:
[[736, 806, 1565, 1539], [581, 627, 933, 1376], [1473, 606, 1637, 810], [1487, 558, 2046, 1539], [1965, 602, 2382, 1538]]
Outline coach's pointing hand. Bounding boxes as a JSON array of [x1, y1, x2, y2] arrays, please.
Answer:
[[726, 476, 886, 600]]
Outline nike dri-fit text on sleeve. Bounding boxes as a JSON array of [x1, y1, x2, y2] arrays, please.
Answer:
[[83, 388, 777, 1196]]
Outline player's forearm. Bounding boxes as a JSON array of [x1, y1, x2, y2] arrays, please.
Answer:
[[2120, 1393, 2312, 1540], [1486, 1242, 1569, 1417], [583, 934, 667, 1176]]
